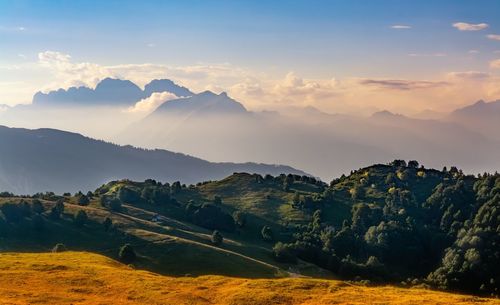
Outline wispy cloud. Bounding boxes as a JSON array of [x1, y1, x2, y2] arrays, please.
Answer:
[[452, 22, 488, 31], [358, 79, 448, 91], [408, 53, 447, 57], [147, 43, 156, 48], [390, 25, 411, 29], [447, 71, 490, 80], [487, 34, 500, 41], [468, 50, 479, 54], [0, 25, 26, 32]]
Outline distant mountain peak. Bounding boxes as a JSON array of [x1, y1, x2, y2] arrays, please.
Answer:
[[151, 91, 248, 116], [371, 110, 400, 117], [144, 79, 193, 97], [452, 99, 500, 116]]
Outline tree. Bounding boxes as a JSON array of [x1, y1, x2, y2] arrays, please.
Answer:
[[74, 210, 88, 227], [49, 206, 61, 220], [408, 160, 419, 168], [32, 199, 44, 214], [55, 199, 65, 214], [109, 198, 122, 211], [77, 195, 90, 206], [119, 244, 136, 264], [213, 195, 222, 205], [261, 226, 274, 241], [103, 217, 112, 232], [52, 243, 67, 253], [211, 230, 223, 246], [273, 242, 297, 263], [233, 211, 247, 228], [292, 192, 301, 208]]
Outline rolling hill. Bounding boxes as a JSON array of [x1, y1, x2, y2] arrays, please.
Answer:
[[0, 162, 498, 296], [1, 251, 497, 305]]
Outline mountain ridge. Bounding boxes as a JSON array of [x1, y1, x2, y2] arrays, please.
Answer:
[[0, 125, 307, 194]]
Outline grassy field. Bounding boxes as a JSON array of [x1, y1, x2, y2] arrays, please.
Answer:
[[0, 251, 497, 305]]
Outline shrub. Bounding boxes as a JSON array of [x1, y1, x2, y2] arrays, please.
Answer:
[[118, 244, 136, 264]]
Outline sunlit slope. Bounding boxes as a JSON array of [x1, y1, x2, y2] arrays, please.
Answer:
[[0, 252, 497, 305]]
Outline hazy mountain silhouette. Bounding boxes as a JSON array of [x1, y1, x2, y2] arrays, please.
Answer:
[[446, 100, 500, 141], [0, 125, 307, 194], [32, 78, 191, 106], [150, 90, 248, 117], [120, 98, 500, 180]]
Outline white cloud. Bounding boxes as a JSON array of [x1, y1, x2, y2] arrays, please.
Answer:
[[490, 59, 500, 69], [468, 50, 479, 54], [390, 25, 411, 29], [487, 34, 500, 41], [37, 51, 110, 91], [127, 92, 178, 113], [147, 43, 156, 48], [452, 22, 488, 31]]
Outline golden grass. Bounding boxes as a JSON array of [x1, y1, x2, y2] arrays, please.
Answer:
[[0, 252, 498, 305]]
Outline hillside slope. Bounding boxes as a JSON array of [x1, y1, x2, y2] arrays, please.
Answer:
[[0, 125, 306, 194], [0, 252, 497, 305]]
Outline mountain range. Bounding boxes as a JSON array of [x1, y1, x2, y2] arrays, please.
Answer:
[[32, 78, 193, 106], [1, 77, 499, 183]]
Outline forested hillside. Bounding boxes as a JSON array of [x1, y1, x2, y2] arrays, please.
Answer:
[[0, 161, 498, 296]]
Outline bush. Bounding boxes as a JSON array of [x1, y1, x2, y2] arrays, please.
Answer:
[[211, 230, 223, 246], [272, 242, 297, 263], [118, 244, 136, 264]]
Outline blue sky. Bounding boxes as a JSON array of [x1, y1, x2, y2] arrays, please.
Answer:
[[1, 0, 500, 112]]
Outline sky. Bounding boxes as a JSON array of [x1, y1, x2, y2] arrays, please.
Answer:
[[1, 0, 500, 114]]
